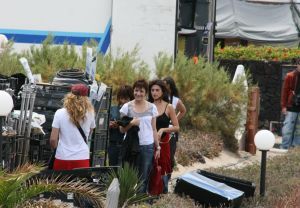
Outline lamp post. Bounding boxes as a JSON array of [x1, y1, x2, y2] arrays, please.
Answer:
[[0, 90, 14, 169], [254, 130, 275, 197]]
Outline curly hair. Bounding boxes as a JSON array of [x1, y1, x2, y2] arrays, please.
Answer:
[[117, 85, 134, 100], [292, 58, 300, 65], [63, 93, 94, 125], [133, 79, 149, 93]]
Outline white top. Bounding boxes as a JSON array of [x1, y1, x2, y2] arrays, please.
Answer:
[[171, 96, 179, 110], [120, 101, 158, 145], [52, 108, 96, 160]]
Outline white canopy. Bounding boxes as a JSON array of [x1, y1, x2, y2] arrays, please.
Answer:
[[216, 0, 300, 47]]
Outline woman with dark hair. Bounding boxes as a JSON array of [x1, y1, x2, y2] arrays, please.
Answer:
[[149, 79, 179, 193], [108, 85, 134, 166], [49, 84, 95, 170], [163, 76, 186, 121], [163, 76, 186, 171], [119, 79, 160, 193]]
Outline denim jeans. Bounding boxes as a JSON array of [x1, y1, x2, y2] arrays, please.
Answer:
[[162, 175, 169, 193], [138, 143, 154, 193], [281, 111, 300, 149]]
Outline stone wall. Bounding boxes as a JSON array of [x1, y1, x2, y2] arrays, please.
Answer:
[[219, 60, 295, 126]]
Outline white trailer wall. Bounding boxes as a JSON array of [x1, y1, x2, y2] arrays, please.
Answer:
[[0, 0, 112, 53], [111, 0, 176, 71]]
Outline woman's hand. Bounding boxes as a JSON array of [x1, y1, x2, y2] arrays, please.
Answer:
[[130, 118, 140, 126], [109, 120, 118, 128], [155, 148, 160, 159], [157, 129, 164, 138]]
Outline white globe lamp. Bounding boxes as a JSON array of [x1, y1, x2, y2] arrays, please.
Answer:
[[254, 130, 275, 150], [254, 129, 275, 197], [0, 90, 13, 116]]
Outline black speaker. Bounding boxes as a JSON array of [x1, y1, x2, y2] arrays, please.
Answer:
[[174, 172, 244, 208], [179, 0, 196, 29]]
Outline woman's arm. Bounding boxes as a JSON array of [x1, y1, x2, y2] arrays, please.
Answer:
[[152, 117, 160, 159], [157, 104, 180, 137], [176, 99, 186, 121], [49, 127, 59, 149], [119, 118, 140, 133]]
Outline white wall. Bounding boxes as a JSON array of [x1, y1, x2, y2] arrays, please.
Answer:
[[111, 0, 176, 71], [0, 0, 111, 33]]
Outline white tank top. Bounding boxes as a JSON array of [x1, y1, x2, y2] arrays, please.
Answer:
[[171, 96, 179, 110]]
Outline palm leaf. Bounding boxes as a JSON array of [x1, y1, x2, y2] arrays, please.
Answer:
[[0, 164, 105, 208], [105, 163, 151, 208]]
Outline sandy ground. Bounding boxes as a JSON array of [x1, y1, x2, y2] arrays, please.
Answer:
[[170, 147, 288, 186], [172, 135, 285, 178]]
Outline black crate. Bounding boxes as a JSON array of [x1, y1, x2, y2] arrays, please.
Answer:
[[34, 84, 71, 110], [174, 172, 244, 208], [91, 132, 108, 166], [197, 170, 256, 198]]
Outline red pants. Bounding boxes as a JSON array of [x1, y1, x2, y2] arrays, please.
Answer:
[[53, 158, 90, 170]]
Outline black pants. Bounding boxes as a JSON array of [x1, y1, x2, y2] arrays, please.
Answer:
[[108, 143, 122, 166]]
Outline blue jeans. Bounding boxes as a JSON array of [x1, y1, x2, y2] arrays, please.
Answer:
[[162, 175, 169, 193], [138, 143, 154, 193], [281, 111, 300, 149]]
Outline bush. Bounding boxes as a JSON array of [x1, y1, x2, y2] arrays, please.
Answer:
[[0, 41, 24, 76], [96, 46, 150, 102], [215, 45, 300, 62], [22, 36, 79, 82], [176, 130, 223, 166], [155, 53, 248, 151]]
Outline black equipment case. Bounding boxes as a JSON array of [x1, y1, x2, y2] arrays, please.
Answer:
[[197, 170, 256, 198], [174, 172, 245, 208]]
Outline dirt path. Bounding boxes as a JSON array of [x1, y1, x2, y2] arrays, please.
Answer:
[[171, 148, 287, 181]]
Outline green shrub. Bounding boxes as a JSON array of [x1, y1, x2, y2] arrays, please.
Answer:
[[96, 46, 150, 103], [155, 53, 248, 151], [215, 44, 299, 62], [0, 41, 24, 76], [22, 36, 79, 82]]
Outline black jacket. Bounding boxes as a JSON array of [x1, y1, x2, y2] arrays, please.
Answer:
[[117, 116, 140, 166]]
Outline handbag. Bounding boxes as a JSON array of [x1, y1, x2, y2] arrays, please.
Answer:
[[48, 123, 87, 169], [148, 159, 163, 195]]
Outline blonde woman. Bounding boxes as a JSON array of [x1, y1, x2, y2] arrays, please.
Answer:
[[49, 84, 95, 170]]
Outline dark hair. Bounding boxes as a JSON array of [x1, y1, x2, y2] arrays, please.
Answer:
[[163, 76, 179, 97], [292, 58, 300, 65], [148, 79, 169, 103], [133, 79, 149, 93], [117, 85, 134, 100]]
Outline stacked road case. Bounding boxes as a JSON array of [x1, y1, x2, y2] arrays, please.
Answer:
[[91, 87, 112, 167]]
